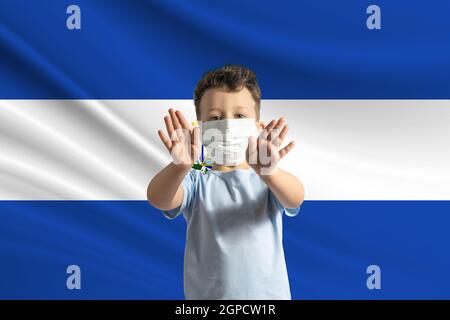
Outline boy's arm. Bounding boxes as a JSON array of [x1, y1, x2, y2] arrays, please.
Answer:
[[147, 162, 191, 211], [260, 167, 305, 209], [248, 117, 304, 209], [147, 108, 201, 211]]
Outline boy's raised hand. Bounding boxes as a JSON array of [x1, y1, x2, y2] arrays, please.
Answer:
[[158, 108, 201, 168], [247, 117, 295, 175]]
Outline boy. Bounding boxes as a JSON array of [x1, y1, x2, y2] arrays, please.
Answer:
[[147, 64, 305, 300]]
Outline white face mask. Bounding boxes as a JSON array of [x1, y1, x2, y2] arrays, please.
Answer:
[[200, 118, 259, 166]]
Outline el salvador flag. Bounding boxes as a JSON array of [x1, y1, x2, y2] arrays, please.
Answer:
[[1, 0, 450, 299]]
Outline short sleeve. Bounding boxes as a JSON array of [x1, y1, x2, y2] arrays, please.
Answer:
[[162, 169, 198, 220], [269, 189, 301, 217]]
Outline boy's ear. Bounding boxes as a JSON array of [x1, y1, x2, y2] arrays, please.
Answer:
[[256, 120, 265, 129]]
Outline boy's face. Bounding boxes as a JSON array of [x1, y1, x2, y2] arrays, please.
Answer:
[[199, 87, 262, 128]]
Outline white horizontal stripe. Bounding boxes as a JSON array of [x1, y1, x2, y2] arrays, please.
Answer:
[[0, 100, 449, 200]]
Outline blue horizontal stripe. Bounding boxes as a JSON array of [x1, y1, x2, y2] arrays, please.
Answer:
[[0, 200, 449, 299], [0, 0, 449, 99]]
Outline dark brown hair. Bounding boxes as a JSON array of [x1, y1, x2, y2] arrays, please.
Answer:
[[193, 64, 261, 120]]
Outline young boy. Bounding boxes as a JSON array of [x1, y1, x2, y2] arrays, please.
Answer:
[[147, 65, 305, 300]]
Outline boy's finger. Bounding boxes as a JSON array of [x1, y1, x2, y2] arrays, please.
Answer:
[[273, 117, 285, 130], [164, 115, 180, 142], [279, 141, 295, 159], [176, 110, 193, 130], [169, 108, 182, 130], [260, 119, 276, 140], [158, 129, 172, 150], [164, 115, 175, 136], [269, 117, 285, 141], [276, 124, 289, 146]]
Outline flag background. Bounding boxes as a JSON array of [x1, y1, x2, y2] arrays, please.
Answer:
[[1, 0, 450, 299]]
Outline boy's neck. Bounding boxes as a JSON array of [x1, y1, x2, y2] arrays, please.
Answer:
[[212, 162, 250, 172]]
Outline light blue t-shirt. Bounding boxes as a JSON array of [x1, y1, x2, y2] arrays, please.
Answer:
[[163, 168, 301, 300]]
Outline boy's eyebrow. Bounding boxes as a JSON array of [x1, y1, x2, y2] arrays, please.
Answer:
[[206, 107, 221, 113], [206, 106, 250, 113]]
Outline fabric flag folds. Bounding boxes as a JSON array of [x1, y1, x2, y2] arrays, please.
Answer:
[[1, 0, 450, 299]]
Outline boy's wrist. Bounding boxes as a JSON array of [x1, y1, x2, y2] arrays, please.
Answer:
[[258, 166, 280, 181], [170, 161, 193, 172]]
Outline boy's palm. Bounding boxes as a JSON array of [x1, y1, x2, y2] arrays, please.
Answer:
[[158, 109, 201, 167], [247, 117, 295, 175]]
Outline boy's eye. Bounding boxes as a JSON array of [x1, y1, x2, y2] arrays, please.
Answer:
[[236, 113, 246, 119], [210, 115, 221, 121]]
